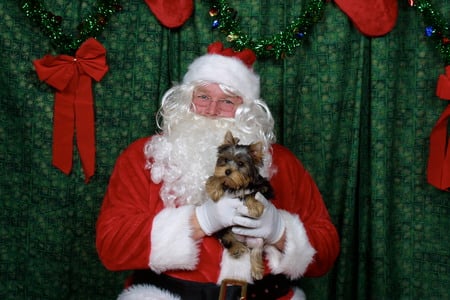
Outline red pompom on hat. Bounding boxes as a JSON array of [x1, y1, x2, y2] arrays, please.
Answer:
[[183, 42, 260, 100], [207, 41, 257, 68]]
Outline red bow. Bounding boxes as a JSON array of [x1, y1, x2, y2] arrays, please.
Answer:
[[33, 38, 109, 183], [207, 41, 256, 68], [427, 65, 450, 191]]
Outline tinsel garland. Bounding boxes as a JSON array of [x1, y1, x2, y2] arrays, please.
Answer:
[[20, 0, 123, 55], [412, 0, 449, 65], [208, 0, 326, 59]]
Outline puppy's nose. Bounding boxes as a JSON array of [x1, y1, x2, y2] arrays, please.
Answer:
[[225, 169, 232, 176]]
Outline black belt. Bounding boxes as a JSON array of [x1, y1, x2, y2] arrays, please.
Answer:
[[131, 269, 291, 300]]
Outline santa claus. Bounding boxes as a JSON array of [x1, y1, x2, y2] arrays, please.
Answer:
[[96, 42, 340, 299]]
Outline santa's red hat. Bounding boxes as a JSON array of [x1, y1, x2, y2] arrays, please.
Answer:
[[183, 42, 260, 100]]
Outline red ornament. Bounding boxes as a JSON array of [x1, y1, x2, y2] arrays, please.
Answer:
[[113, 4, 123, 12], [54, 15, 63, 25], [209, 8, 219, 17], [97, 15, 106, 25]]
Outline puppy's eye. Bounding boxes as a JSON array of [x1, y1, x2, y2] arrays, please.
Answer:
[[237, 161, 245, 167]]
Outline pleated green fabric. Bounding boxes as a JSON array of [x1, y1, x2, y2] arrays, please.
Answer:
[[1, 1, 449, 299]]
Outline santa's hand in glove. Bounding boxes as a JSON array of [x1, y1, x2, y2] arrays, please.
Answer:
[[195, 196, 243, 236], [232, 192, 286, 248]]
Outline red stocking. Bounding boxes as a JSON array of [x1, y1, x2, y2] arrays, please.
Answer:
[[144, 0, 194, 28], [335, 0, 398, 37]]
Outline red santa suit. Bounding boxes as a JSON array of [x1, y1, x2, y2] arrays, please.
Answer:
[[96, 136, 340, 299]]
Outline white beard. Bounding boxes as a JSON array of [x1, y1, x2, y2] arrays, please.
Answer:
[[144, 114, 269, 208]]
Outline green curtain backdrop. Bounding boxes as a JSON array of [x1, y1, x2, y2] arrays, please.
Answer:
[[1, 0, 449, 299]]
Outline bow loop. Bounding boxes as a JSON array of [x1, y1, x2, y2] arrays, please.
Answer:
[[33, 55, 76, 91], [75, 38, 109, 82]]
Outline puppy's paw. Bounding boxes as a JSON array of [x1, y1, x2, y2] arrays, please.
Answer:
[[228, 243, 248, 258], [205, 177, 224, 201], [246, 198, 264, 218]]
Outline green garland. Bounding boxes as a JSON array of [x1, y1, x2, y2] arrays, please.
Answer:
[[20, 0, 123, 55], [208, 0, 326, 59], [412, 0, 450, 65]]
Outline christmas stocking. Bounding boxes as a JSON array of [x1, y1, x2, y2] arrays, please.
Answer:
[[335, 0, 398, 36], [144, 0, 194, 28]]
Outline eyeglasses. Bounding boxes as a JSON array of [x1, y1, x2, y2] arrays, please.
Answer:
[[192, 93, 242, 112]]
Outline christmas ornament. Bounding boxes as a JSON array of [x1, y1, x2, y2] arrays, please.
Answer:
[[21, 0, 123, 55], [208, 0, 327, 59], [33, 38, 109, 183]]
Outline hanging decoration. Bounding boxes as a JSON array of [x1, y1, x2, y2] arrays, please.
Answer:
[[33, 38, 109, 183], [21, 1, 122, 182], [208, 0, 326, 59], [143, 0, 194, 28], [333, 0, 398, 37], [411, 0, 450, 191], [412, 0, 450, 65], [20, 0, 123, 55]]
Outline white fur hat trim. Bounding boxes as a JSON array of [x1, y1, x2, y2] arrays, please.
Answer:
[[182, 54, 260, 100]]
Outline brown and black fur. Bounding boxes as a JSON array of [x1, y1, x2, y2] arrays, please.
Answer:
[[205, 131, 273, 280]]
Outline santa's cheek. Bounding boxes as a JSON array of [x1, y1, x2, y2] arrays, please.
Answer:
[[217, 110, 236, 118], [191, 106, 207, 116]]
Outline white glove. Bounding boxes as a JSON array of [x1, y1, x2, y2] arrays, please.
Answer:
[[195, 196, 243, 236], [232, 192, 285, 245]]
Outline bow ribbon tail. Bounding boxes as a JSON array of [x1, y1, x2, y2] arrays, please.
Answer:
[[427, 66, 450, 191], [436, 66, 450, 100], [427, 105, 450, 191], [52, 84, 76, 175], [75, 74, 96, 183]]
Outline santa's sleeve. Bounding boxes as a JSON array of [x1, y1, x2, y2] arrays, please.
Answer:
[[96, 137, 200, 272], [264, 145, 340, 279]]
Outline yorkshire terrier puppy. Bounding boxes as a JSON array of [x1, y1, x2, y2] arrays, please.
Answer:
[[205, 131, 274, 280]]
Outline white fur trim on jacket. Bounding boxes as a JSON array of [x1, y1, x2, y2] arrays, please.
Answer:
[[149, 205, 200, 273], [117, 283, 305, 300], [217, 248, 253, 284], [292, 287, 307, 300], [264, 210, 316, 279], [117, 284, 181, 300]]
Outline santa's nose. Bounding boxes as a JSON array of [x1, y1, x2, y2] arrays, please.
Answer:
[[205, 100, 219, 115]]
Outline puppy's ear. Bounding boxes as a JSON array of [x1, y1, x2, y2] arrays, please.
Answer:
[[224, 130, 239, 145], [249, 141, 264, 166]]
